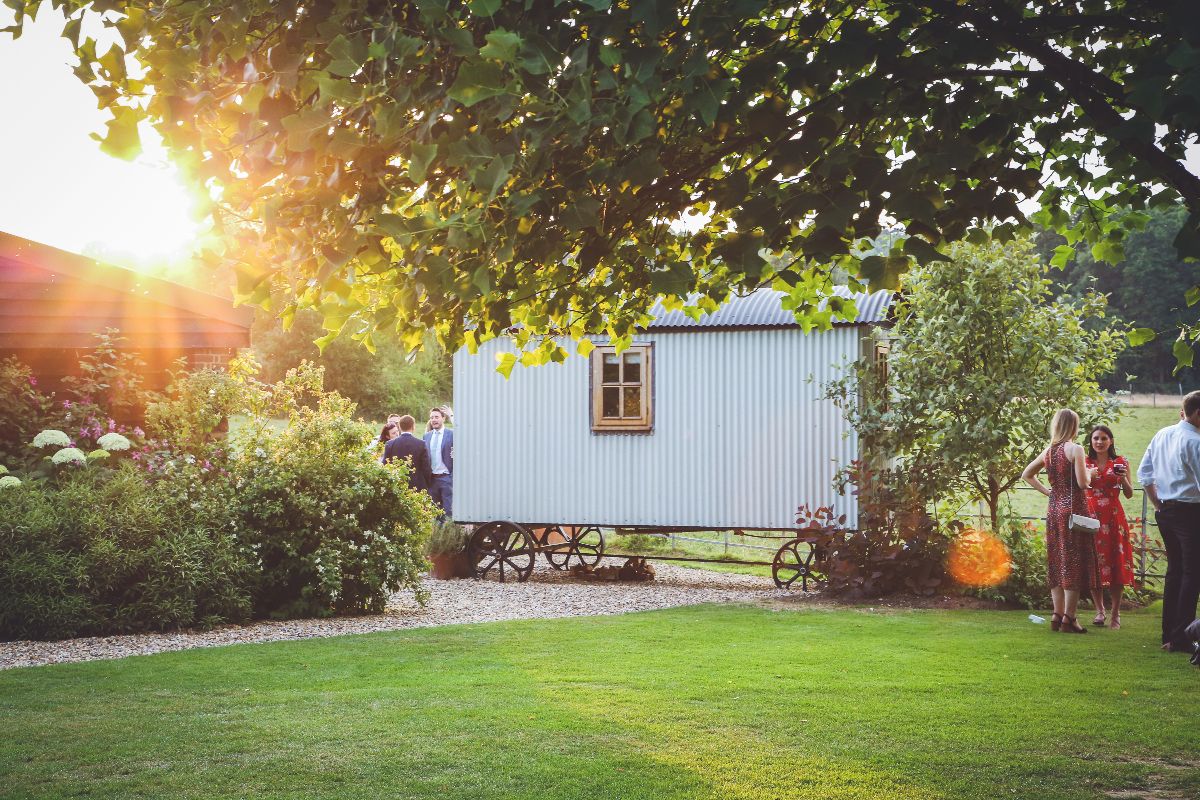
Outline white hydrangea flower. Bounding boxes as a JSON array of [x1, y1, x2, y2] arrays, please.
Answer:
[[0, 465, 7, 475], [0, 475, 20, 489], [87, 449, 111, 461], [96, 432, 132, 451], [51, 447, 87, 466], [32, 429, 71, 448]]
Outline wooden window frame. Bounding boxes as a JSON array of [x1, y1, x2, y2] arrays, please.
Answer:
[[590, 344, 654, 433]]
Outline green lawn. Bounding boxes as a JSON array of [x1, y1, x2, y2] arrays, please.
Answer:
[[2, 605, 1197, 799]]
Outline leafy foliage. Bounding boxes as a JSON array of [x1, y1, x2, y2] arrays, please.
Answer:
[[225, 386, 436, 618], [1039, 205, 1200, 388], [797, 462, 951, 598], [9, 1, 1199, 362], [827, 237, 1127, 530], [968, 511, 1050, 610], [1, 356, 435, 640], [0, 357, 55, 468], [0, 464, 254, 641], [253, 309, 451, 421]]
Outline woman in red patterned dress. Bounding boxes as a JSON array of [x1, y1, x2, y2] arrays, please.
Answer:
[[1022, 409, 1097, 633], [1085, 425, 1135, 629]]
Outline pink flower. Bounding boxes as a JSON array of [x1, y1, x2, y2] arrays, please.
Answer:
[[108, 419, 117, 431], [28, 376, 37, 386], [63, 400, 72, 408], [133, 427, 144, 438], [132, 453, 141, 461]]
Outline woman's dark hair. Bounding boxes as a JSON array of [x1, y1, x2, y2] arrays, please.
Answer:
[[379, 422, 398, 443], [1087, 425, 1118, 459]]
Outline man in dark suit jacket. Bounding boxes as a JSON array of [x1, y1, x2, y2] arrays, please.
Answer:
[[384, 415, 432, 493], [423, 406, 454, 516]]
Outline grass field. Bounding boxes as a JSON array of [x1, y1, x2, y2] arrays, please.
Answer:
[[991, 406, 1179, 526], [2, 605, 1197, 800]]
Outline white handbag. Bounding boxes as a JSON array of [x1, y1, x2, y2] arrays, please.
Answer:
[[1060, 447, 1100, 535]]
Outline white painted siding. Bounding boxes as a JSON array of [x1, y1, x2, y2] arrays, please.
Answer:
[[452, 328, 863, 530]]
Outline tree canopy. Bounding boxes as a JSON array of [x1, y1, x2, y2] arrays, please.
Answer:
[[827, 237, 1126, 531], [1039, 205, 1200, 389], [6, 0, 1199, 361]]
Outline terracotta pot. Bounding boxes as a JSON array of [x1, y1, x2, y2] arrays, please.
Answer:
[[429, 551, 474, 579]]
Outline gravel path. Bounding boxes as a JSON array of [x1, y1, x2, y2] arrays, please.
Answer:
[[0, 564, 802, 670]]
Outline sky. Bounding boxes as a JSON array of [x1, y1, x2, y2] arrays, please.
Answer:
[[0, 10, 1197, 272], [0, 12, 202, 267]]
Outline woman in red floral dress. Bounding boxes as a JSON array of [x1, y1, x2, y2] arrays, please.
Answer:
[[1085, 425, 1135, 629]]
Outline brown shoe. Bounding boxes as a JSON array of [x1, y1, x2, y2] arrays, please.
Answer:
[[1061, 615, 1088, 634]]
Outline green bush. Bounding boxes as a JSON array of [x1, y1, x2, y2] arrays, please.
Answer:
[[0, 465, 253, 641], [226, 379, 435, 619], [799, 464, 952, 598], [0, 357, 56, 469], [970, 511, 1050, 609]]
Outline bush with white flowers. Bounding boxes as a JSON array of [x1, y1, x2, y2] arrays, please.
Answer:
[[50, 447, 87, 466], [32, 429, 71, 449], [96, 432, 131, 451], [0, 475, 20, 489]]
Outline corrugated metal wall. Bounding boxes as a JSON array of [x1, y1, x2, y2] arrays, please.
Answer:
[[453, 328, 864, 530]]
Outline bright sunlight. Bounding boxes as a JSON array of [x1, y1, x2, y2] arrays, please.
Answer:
[[0, 12, 202, 270]]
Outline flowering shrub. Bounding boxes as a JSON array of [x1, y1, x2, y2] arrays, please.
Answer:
[[33, 430, 71, 449], [96, 433, 131, 451], [0, 357, 56, 466], [0, 464, 253, 640], [50, 447, 88, 466], [0, 357, 433, 640], [227, 385, 435, 618]]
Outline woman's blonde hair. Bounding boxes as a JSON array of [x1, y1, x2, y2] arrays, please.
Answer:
[[1049, 409, 1080, 446]]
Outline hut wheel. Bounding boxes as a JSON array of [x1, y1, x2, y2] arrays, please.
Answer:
[[468, 521, 536, 583]]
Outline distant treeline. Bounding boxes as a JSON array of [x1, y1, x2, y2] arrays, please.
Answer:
[[1037, 205, 1200, 393]]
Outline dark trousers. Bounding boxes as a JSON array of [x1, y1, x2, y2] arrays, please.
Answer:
[[1156, 502, 1200, 647], [430, 474, 453, 517]]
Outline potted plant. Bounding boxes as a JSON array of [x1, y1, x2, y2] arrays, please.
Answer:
[[427, 522, 474, 579]]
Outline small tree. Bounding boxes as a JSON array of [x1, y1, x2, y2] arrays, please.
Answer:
[[830, 236, 1127, 530]]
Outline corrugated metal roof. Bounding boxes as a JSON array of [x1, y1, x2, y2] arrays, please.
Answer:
[[648, 287, 892, 329]]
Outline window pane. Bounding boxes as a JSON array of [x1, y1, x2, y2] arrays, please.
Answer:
[[602, 353, 620, 383], [623, 387, 641, 418], [623, 352, 641, 384], [602, 387, 621, 418]]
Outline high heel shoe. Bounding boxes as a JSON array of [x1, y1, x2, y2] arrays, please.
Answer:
[[1050, 612, 1063, 632], [1060, 614, 1088, 634]]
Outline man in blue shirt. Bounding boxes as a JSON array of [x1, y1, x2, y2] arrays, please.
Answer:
[[424, 406, 454, 517], [1137, 390, 1200, 654]]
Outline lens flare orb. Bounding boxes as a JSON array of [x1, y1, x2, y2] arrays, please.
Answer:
[[947, 529, 1012, 588]]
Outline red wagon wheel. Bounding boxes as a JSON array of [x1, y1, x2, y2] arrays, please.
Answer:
[[468, 521, 536, 583]]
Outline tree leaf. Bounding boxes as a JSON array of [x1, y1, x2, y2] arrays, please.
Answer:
[[97, 107, 142, 160], [1128, 328, 1156, 346], [495, 351, 518, 378], [408, 143, 437, 184], [448, 62, 509, 107], [480, 29, 522, 63], [1173, 337, 1195, 370]]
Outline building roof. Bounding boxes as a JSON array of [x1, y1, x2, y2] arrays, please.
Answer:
[[0, 231, 252, 351], [647, 286, 893, 330]]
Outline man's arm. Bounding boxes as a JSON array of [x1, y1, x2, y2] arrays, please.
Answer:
[[1145, 483, 1162, 513]]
